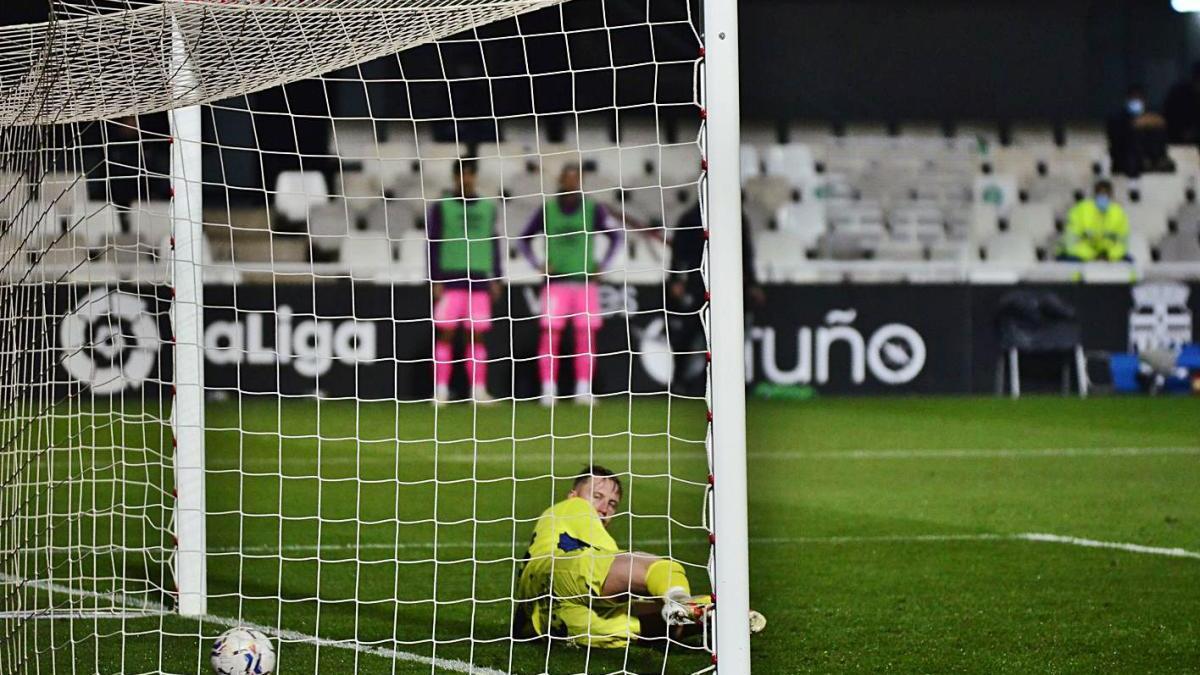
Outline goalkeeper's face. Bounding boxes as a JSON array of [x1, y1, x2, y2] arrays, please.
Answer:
[[568, 477, 622, 526]]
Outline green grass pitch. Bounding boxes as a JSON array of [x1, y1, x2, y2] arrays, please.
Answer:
[[18, 395, 1200, 673]]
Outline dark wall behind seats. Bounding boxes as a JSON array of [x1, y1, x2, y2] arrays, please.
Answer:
[[738, 0, 1197, 123]]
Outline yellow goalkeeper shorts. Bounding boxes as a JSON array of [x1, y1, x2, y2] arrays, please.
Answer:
[[516, 551, 641, 648]]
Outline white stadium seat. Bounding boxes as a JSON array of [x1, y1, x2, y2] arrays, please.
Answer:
[[981, 231, 1036, 266], [0, 171, 28, 221], [74, 202, 122, 246], [1131, 174, 1187, 215], [973, 174, 1019, 214], [764, 144, 817, 185], [130, 200, 173, 246], [774, 201, 827, 249], [1006, 202, 1056, 242], [740, 145, 762, 182], [340, 234, 395, 281], [308, 198, 355, 253], [274, 170, 329, 223], [1123, 202, 1170, 243]]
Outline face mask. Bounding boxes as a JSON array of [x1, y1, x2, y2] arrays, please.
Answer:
[[1095, 195, 1111, 211], [1127, 99, 1145, 116]]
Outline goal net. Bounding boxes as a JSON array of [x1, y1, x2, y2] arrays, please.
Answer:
[[0, 0, 747, 672]]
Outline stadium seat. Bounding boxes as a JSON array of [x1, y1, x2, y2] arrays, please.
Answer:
[[1157, 230, 1200, 262], [329, 119, 380, 161], [1167, 145, 1200, 177], [1006, 202, 1056, 242], [740, 145, 762, 182], [499, 195, 542, 239], [973, 174, 1019, 214], [741, 121, 779, 147], [506, 241, 542, 285], [340, 234, 395, 281], [954, 120, 1000, 143], [774, 201, 827, 249], [1123, 202, 1171, 243], [0, 172, 28, 222], [987, 148, 1037, 183], [616, 146, 660, 189], [390, 230, 428, 284], [130, 200, 173, 246], [417, 155, 461, 197], [981, 231, 1036, 266], [758, 228, 816, 265], [1010, 122, 1056, 146], [1174, 202, 1200, 231], [567, 122, 616, 150], [888, 205, 945, 244], [927, 240, 972, 263], [73, 202, 122, 247], [1126, 232, 1152, 264], [614, 117, 659, 147], [274, 170, 330, 223], [308, 198, 355, 254], [787, 120, 833, 146], [621, 234, 668, 285], [1023, 175, 1083, 216], [337, 171, 384, 217], [764, 144, 817, 186], [946, 203, 999, 241], [1080, 262, 1135, 284], [39, 172, 90, 227], [364, 197, 422, 240], [743, 176, 794, 228], [658, 142, 702, 188], [909, 178, 972, 208], [872, 238, 924, 261], [662, 186, 697, 229], [1063, 122, 1106, 148], [1131, 174, 1187, 215]]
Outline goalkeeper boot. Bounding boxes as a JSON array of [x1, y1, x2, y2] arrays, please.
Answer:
[[540, 382, 556, 407], [661, 586, 699, 626], [434, 385, 451, 406], [472, 385, 495, 404]]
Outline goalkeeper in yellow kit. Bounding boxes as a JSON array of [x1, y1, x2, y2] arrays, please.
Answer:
[[513, 465, 764, 648]]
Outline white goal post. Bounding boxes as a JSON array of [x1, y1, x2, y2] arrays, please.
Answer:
[[0, 0, 750, 671]]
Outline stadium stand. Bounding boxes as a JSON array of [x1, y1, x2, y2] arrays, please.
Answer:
[[18, 118, 1200, 285]]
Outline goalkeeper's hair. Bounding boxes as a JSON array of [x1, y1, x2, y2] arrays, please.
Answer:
[[573, 465, 622, 497]]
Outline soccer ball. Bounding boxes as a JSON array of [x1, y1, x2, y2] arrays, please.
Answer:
[[209, 627, 275, 675]]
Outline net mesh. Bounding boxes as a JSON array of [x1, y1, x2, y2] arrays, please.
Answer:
[[0, 0, 719, 672]]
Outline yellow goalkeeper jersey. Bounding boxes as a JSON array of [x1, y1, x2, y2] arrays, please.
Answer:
[[526, 496, 618, 560]]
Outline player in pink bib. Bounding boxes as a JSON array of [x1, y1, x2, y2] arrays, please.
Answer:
[[427, 159, 501, 404], [518, 164, 621, 405]]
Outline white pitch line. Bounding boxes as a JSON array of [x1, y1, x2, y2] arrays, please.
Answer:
[[210, 532, 1200, 561], [779, 446, 1200, 461], [0, 574, 504, 675], [198, 613, 505, 675], [1014, 533, 1200, 560]]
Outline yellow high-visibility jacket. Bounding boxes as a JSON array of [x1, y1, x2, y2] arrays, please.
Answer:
[[1060, 199, 1130, 261]]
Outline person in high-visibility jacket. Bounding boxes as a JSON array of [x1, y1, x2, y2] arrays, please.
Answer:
[[1058, 180, 1131, 262]]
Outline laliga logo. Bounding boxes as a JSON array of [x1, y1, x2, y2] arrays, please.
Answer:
[[59, 289, 160, 394], [205, 305, 376, 377], [748, 309, 926, 385]]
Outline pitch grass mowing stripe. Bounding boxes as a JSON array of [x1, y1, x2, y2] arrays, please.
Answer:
[[0, 575, 506, 675], [200, 445, 1200, 468], [210, 532, 1200, 560]]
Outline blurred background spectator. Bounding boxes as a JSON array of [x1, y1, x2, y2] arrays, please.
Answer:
[[1108, 85, 1172, 177]]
